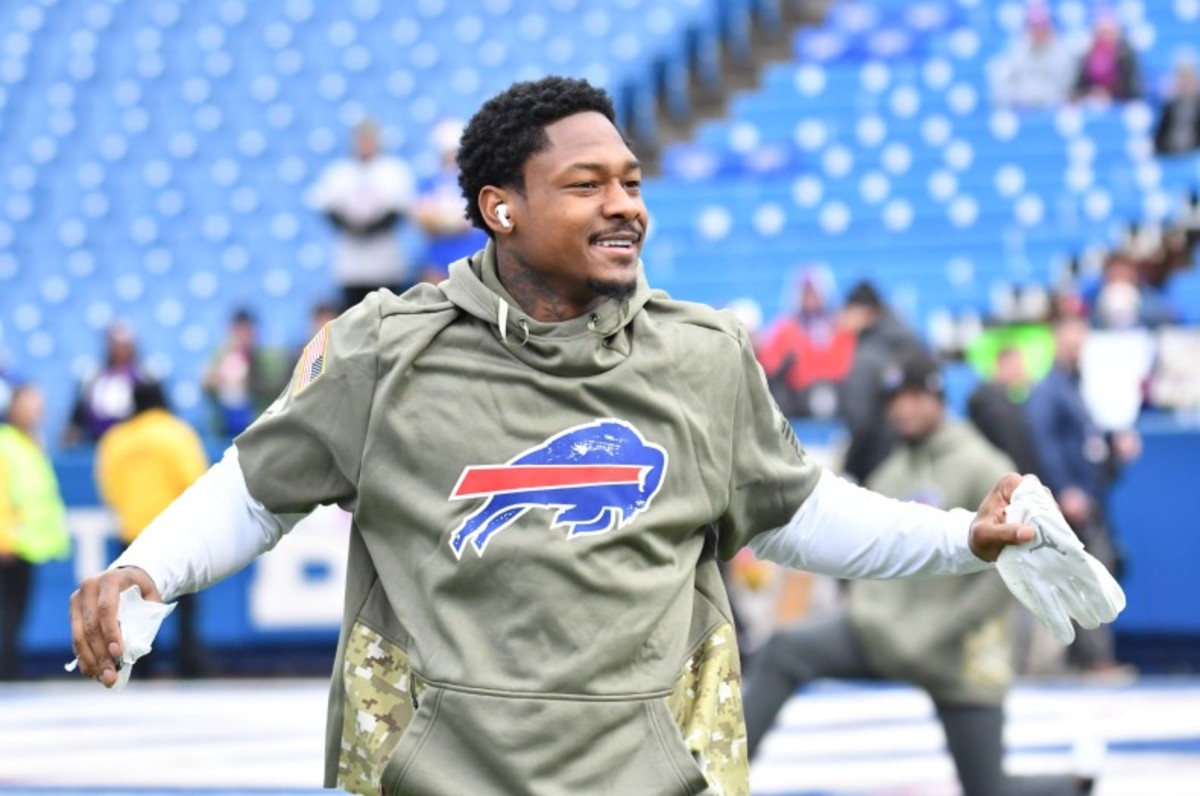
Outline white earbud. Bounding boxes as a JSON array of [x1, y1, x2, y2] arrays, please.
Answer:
[[496, 204, 511, 229]]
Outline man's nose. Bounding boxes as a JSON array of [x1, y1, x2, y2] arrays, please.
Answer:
[[602, 182, 642, 220]]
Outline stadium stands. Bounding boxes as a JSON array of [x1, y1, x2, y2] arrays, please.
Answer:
[[0, 0, 760, 438], [0, 0, 1197, 441], [647, 0, 1200, 337]]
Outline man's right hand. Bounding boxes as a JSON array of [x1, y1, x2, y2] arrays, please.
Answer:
[[69, 567, 161, 687]]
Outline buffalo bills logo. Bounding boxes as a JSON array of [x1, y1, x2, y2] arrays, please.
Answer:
[[447, 419, 668, 558]]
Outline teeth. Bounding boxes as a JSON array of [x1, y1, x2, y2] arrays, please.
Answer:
[[597, 240, 632, 248]]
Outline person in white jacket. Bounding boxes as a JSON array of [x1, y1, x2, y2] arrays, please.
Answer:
[[309, 120, 416, 310], [989, 4, 1077, 110]]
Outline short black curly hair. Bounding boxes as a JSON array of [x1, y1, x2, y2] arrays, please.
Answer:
[[457, 76, 618, 234]]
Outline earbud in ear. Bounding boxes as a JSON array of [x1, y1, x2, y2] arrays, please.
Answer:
[[496, 204, 511, 229]]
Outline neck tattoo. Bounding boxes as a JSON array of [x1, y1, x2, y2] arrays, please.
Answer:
[[496, 249, 605, 323]]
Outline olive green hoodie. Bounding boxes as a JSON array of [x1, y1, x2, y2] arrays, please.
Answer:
[[235, 243, 822, 794]]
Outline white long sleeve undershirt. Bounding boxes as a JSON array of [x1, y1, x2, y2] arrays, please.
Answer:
[[110, 447, 306, 602], [112, 453, 989, 603], [748, 468, 990, 578]]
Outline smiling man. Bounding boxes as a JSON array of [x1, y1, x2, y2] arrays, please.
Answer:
[[458, 104, 648, 314], [70, 78, 1122, 796]]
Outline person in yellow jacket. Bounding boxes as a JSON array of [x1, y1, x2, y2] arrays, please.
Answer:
[[0, 383, 71, 680], [95, 381, 208, 677]]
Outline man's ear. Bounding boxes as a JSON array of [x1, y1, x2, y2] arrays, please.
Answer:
[[479, 186, 513, 236]]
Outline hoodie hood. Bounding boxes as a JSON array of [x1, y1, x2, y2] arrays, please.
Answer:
[[441, 241, 653, 377]]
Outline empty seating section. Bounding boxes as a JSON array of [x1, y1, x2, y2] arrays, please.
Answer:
[[647, 0, 1200, 329], [0, 0, 744, 436]]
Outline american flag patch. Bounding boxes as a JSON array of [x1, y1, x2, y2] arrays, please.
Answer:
[[294, 325, 329, 393]]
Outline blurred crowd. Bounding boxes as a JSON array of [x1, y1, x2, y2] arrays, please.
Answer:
[[0, 114, 492, 679], [731, 7, 1200, 692], [751, 185, 1199, 424], [989, 6, 1143, 110], [736, 274, 1153, 688], [989, 3, 1200, 161]]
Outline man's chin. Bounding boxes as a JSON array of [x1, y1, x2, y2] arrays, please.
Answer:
[[587, 276, 638, 302]]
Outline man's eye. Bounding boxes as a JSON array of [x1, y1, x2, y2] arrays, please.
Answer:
[[572, 182, 598, 189], [625, 180, 641, 189]]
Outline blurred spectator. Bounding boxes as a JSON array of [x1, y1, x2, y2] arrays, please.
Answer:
[[1150, 327, 1200, 409], [967, 347, 1042, 476], [989, 4, 1077, 109], [836, 281, 924, 484], [0, 384, 70, 680], [202, 309, 288, 437], [758, 268, 855, 418], [64, 321, 158, 446], [1072, 13, 1142, 102], [1119, 221, 1184, 290], [1052, 287, 1089, 324], [415, 119, 488, 280], [744, 354, 1090, 795], [96, 381, 208, 678], [1154, 60, 1200, 155], [309, 120, 416, 310], [1080, 326, 1155, 432], [1145, 222, 1199, 287], [1091, 252, 1176, 329], [1025, 315, 1139, 673]]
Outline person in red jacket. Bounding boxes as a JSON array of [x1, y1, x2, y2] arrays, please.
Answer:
[[757, 267, 855, 417]]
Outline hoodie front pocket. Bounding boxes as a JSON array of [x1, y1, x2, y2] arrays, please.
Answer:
[[379, 685, 444, 795], [647, 697, 713, 795], [376, 686, 713, 795]]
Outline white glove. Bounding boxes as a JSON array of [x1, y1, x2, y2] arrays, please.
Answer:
[[64, 586, 175, 690], [997, 475, 1126, 645]]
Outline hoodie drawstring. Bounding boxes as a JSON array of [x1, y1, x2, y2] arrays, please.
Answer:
[[497, 298, 529, 346]]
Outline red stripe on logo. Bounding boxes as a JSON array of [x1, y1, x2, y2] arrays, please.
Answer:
[[451, 465, 645, 498]]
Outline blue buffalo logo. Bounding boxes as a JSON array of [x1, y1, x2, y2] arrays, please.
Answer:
[[447, 419, 668, 558]]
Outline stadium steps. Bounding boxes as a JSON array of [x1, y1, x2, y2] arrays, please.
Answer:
[[649, 0, 832, 172]]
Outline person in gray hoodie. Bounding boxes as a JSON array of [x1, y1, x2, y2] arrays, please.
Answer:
[[69, 78, 1116, 796]]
